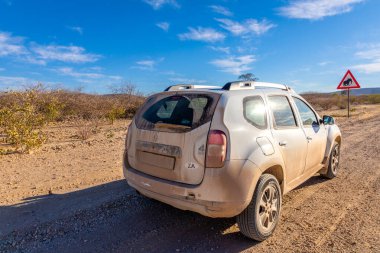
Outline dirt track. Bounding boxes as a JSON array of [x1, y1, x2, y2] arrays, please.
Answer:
[[0, 105, 379, 253]]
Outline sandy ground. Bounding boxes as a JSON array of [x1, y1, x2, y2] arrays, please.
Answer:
[[0, 104, 379, 252], [0, 120, 129, 206]]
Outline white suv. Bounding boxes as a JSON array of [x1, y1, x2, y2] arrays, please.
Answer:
[[123, 81, 342, 241]]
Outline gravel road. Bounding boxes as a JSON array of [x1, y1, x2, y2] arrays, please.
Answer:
[[0, 109, 379, 253]]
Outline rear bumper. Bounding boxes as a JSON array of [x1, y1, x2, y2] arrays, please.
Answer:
[[123, 151, 261, 218]]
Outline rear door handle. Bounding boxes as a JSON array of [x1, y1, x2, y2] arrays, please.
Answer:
[[307, 137, 312, 141], [279, 141, 287, 146]]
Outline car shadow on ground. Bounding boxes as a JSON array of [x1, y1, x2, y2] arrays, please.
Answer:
[[0, 180, 257, 253], [294, 174, 328, 190], [0, 175, 328, 252]]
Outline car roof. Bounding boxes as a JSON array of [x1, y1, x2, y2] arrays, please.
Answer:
[[162, 81, 299, 97]]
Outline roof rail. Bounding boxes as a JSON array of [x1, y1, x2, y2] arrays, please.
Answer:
[[222, 81, 292, 91], [164, 84, 221, 91]]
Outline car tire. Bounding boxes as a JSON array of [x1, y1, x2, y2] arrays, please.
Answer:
[[236, 174, 282, 241], [321, 141, 340, 179]]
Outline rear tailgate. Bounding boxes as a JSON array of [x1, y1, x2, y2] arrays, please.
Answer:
[[126, 91, 221, 185]]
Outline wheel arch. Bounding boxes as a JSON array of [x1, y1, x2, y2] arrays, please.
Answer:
[[335, 135, 341, 145], [324, 125, 342, 160], [261, 164, 285, 194]]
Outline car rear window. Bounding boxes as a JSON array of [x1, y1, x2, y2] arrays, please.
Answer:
[[135, 93, 220, 133]]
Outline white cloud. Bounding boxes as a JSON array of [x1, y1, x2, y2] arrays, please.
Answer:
[[355, 47, 380, 60], [31, 45, 100, 64], [210, 55, 256, 75], [55, 67, 123, 83], [134, 57, 164, 70], [209, 5, 233, 16], [169, 77, 207, 84], [23, 55, 47, 65], [278, 0, 364, 20], [86, 66, 104, 71], [136, 60, 155, 68], [352, 62, 380, 74], [109, 75, 123, 80], [0, 31, 101, 65], [0, 32, 27, 56], [352, 44, 380, 73], [56, 67, 104, 79], [179, 27, 225, 42], [209, 46, 230, 54], [67, 26, 83, 35], [156, 22, 170, 32], [143, 0, 179, 10], [217, 19, 276, 36]]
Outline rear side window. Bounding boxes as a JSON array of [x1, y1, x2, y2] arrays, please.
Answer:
[[293, 97, 318, 126], [135, 93, 219, 133], [268, 96, 297, 128], [243, 96, 267, 129]]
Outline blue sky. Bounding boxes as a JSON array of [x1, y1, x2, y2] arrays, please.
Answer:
[[0, 0, 379, 94]]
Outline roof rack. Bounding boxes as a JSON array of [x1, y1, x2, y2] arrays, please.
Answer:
[[222, 81, 292, 91], [164, 84, 221, 91]]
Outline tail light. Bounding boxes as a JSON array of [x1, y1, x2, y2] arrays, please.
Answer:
[[206, 130, 227, 168]]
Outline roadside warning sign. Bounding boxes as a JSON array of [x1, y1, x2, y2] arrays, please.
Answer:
[[337, 70, 360, 89], [337, 70, 361, 118]]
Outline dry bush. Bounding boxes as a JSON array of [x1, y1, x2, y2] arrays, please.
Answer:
[[0, 84, 145, 121], [301, 93, 380, 111], [71, 118, 103, 141], [0, 83, 145, 153], [75, 124, 94, 141], [45, 85, 144, 121], [0, 86, 47, 153]]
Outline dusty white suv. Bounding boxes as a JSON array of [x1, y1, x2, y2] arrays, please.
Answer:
[[123, 81, 341, 241]]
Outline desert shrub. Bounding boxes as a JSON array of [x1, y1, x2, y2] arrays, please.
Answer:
[[0, 87, 47, 153], [0, 84, 145, 122], [73, 121, 95, 141], [106, 107, 126, 124], [363, 94, 380, 104], [38, 94, 65, 122], [75, 125, 93, 141], [301, 93, 379, 110], [0, 83, 145, 153]]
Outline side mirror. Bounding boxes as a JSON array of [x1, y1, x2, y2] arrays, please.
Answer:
[[323, 115, 335, 125]]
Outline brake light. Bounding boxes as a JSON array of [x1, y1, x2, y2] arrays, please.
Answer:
[[206, 130, 227, 168]]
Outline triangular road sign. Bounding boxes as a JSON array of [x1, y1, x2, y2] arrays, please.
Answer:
[[337, 70, 360, 89]]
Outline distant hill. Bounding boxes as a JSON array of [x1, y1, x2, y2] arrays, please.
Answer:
[[333, 87, 380, 95]]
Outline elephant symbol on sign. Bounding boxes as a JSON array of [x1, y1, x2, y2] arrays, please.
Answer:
[[343, 78, 352, 86]]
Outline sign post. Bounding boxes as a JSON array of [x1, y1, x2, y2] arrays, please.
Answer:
[[337, 70, 360, 118], [348, 88, 350, 118]]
